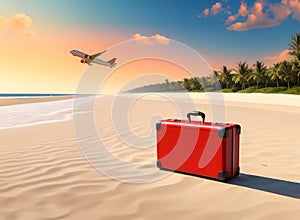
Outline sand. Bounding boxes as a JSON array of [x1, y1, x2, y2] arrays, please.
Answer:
[[0, 96, 74, 107], [0, 93, 299, 220]]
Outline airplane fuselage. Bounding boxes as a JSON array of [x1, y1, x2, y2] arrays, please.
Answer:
[[70, 50, 116, 67]]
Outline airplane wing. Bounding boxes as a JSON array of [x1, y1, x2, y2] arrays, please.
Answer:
[[90, 50, 107, 60]]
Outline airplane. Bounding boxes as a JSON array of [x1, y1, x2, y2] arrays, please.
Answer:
[[70, 49, 117, 67]]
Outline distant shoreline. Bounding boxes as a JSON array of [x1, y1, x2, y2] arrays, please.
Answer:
[[125, 88, 300, 95], [0, 94, 75, 97], [0, 92, 299, 109], [125, 80, 300, 95], [0, 96, 75, 107]]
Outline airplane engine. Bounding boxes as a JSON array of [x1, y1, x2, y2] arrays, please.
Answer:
[[80, 59, 86, 63]]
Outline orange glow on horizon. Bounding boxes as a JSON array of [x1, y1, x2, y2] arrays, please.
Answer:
[[99, 58, 194, 94], [0, 29, 123, 93], [0, 26, 245, 93]]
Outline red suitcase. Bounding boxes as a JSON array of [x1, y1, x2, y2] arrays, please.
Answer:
[[156, 111, 241, 181]]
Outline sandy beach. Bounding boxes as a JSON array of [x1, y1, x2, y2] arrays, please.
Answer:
[[0, 93, 299, 220], [0, 96, 75, 107]]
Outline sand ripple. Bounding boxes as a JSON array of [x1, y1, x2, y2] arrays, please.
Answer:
[[1, 95, 300, 219]]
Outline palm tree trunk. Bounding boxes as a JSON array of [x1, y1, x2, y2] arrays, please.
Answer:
[[288, 81, 290, 89], [256, 81, 258, 89], [276, 80, 279, 89]]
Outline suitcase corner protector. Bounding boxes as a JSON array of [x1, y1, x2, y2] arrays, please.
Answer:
[[236, 124, 241, 135], [217, 171, 229, 181], [156, 160, 162, 169], [156, 121, 162, 130], [218, 127, 229, 138]]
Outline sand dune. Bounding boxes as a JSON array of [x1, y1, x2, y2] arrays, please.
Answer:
[[0, 93, 299, 220]]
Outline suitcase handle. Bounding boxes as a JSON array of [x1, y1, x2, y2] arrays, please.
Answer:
[[187, 111, 205, 123]]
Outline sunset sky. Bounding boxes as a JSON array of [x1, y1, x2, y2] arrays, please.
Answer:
[[0, 0, 300, 93]]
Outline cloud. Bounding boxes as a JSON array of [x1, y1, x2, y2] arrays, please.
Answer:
[[227, 14, 280, 31], [131, 33, 170, 45], [269, 0, 300, 21], [201, 8, 210, 17], [0, 13, 36, 37], [238, 1, 248, 16], [199, 2, 225, 17], [222, 0, 300, 31], [212, 2, 223, 15], [288, 0, 300, 20], [264, 49, 293, 64], [132, 33, 150, 44], [225, 15, 236, 24], [269, 0, 300, 22], [10, 13, 32, 31], [227, 1, 283, 31], [269, 3, 291, 20], [225, 1, 248, 25], [152, 34, 170, 45]]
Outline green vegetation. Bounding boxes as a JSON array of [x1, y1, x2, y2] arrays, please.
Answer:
[[126, 79, 186, 93], [180, 33, 300, 95], [255, 87, 287, 93], [127, 33, 300, 95]]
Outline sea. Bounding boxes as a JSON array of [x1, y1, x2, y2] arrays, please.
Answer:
[[0, 94, 74, 98], [0, 94, 80, 130]]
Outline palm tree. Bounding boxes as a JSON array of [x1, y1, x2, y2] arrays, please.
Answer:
[[279, 61, 294, 89], [199, 76, 210, 89], [263, 67, 271, 88], [268, 63, 281, 89], [288, 33, 300, 61], [291, 60, 300, 86], [189, 77, 202, 91], [209, 71, 221, 91], [182, 78, 191, 90], [232, 61, 251, 90], [218, 66, 232, 88], [249, 61, 267, 89]]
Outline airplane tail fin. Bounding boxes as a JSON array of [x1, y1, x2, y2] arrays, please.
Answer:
[[107, 58, 117, 67]]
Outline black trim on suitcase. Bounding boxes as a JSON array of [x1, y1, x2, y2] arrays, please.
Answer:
[[156, 121, 162, 130], [159, 165, 230, 182], [232, 126, 235, 177], [158, 160, 232, 182], [156, 160, 162, 169], [236, 124, 241, 135], [218, 127, 229, 138], [217, 171, 229, 181]]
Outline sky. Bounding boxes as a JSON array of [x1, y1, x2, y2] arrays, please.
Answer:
[[0, 0, 299, 93]]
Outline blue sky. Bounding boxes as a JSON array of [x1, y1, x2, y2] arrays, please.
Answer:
[[3, 0, 298, 65], [0, 0, 299, 92], [1, 0, 299, 60]]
